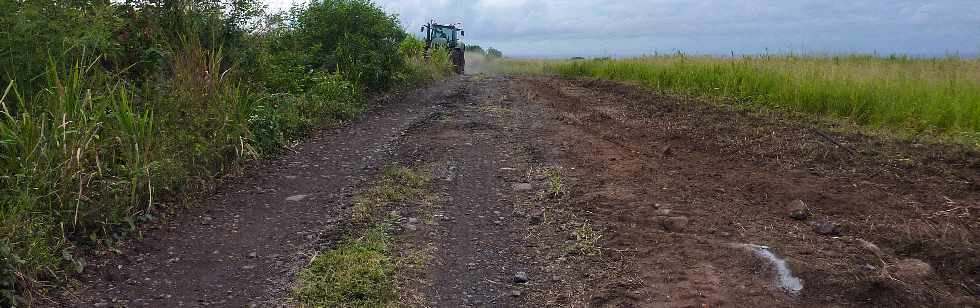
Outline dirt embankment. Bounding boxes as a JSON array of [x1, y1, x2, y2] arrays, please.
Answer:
[[60, 75, 977, 307]]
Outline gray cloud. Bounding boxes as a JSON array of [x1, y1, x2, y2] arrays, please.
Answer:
[[268, 0, 980, 57]]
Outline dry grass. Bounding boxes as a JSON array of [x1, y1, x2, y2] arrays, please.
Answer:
[[351, 165, 431, 222]]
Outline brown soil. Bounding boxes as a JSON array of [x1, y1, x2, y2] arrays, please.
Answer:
[[58, 75, 978, 307], [508, 76, 979, 307]]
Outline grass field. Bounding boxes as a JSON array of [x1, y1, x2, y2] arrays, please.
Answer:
[[490, 55, 980, 144]]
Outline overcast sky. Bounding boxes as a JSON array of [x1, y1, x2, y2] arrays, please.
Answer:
[[264, 0, 980, 58]]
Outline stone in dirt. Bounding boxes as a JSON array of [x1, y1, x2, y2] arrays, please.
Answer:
[[859, 264, 878, 272], [786, 200, 811, 220], [661, 216, 689, 232], [812, 221, 840, 235], [529, 208, 545, 224], [514, 271, 529, 283], [893, 258, 932, 280], [513, 183, 533, 192], [856, 238, 882, 256], [105, 271, 126, 282], [285, 194, 309, 202]]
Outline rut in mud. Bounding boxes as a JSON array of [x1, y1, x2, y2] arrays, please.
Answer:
[[63, 75, 977, 307]]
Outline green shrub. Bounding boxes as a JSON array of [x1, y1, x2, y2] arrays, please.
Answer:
[[0, 240, 21, 306], [306, 72, 362, 121], [399, 36, 454, 85], [398, 35, 427, 59], [272, 94, 314, 140], [0, 1, 119, 98], [249, 72, 360, 153], [247, 103, 285, 154], [293, 0, 406, 91]]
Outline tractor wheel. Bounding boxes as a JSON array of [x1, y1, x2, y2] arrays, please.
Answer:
[[452, 49, 465, 74]]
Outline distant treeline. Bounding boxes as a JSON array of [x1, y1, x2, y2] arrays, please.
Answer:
[[465, 45, 503, 58]]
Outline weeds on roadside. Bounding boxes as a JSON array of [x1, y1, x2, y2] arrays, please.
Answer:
[[398, 37, 455, 86]]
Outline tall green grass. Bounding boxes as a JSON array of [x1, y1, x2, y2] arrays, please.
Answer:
[[492, 55, 980, 142], [1, 55, 155, 302], [398, 36, 455, 85], [0, 48, 262, 301]]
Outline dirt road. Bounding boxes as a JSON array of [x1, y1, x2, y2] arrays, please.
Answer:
[[64, 75, 978, 307]]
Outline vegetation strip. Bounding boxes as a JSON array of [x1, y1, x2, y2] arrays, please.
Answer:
[[0, 0, 450, 304], [295, 223, 396, 307], [295, 165, 431, 307]]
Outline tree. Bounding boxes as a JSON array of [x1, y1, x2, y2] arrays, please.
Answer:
[[487, 47, 503, 58], [465, 45, 484, 54], [294, 0, 406, 90]]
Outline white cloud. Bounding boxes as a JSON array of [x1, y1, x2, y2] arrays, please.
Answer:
[[264, 0, 304, 12], [263, 0, 980, 56], [477, 0, 528, 8]]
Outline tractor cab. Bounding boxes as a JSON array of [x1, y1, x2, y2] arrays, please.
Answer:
[[423, 22, 464, 49], [422, 21, 466, 74]]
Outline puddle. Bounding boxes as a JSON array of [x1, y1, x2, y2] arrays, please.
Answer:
[[735, 244, 803, 295]]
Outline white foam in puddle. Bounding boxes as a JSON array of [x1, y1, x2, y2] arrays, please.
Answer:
[[736, 244, 803, 295]]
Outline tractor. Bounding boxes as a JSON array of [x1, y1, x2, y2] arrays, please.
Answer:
[[422, 21, 465, 74]]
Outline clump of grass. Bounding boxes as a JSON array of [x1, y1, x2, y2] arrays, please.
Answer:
[[546, 168, 567, 198], [297, 164, 435, 307], [567, 224, 603, 256], [491, 54, 980, 144], [479, 105, 511, 116], [295, 223, 395, 307], [399, 244, 436, 269], [352, 165, 431, 221]]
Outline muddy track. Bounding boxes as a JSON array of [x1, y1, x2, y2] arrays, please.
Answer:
[[61, 75, 977, 307], [62, 80, 462, 306]]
